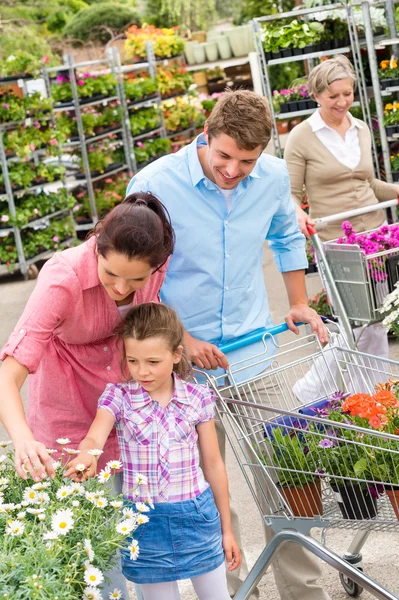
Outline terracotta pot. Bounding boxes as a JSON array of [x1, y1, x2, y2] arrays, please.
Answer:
[[289, 117, 302, 130], [277, 120, 289, 135], [279, 480, 322, 518], [386, 487, 399, 518]]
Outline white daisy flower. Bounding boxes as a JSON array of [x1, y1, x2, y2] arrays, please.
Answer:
[[92, 491, 105, 499], [32, 481, 51, 490], [38, 513, 46, 521], [52, 461, 62, 470], [88, 449, 104, 457], [43, 530, 59, 540], [0, 477, 9, 487], [35, 492, 50, 506], [17, 511, 26, 519], [84, 538, 95, 561], [72, 500, 80, 508], [127, 539, 140, 560], [0, 504, 15, 513], [109, 590, 122, 599], [65, 448, 80, 455], [6, 520, 25, 536], [106, 460, 123, 470], [135, 502, 150, 513], [116, 519, 135, 535], [84, 566, 104, 587], [70, 482, 85, 495], [56, 438, 71, 445], [26, 508, 45, 515], [122, 507, 135, 519], [0, 441, 11, 448], [46, 448, 57, 455], [95, 498, 108, 509], [51, 508, 74, 535], [0, 455, 7, 464], [97, 469, 112, 484], [137, 514, 149, 525], [75, 464, 86, 472], [85, 492, 95, 503], [23, 488, 38, 504], [145, 496, 154, 509], [21, 464, 29, 474], [110, 500, 123, 509], [56, 486, 72, 500], [83, 586, 103, 600], [134, 473, 148, 486]]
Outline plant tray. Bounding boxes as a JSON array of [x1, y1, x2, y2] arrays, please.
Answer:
[[0, 73, 32, 83]]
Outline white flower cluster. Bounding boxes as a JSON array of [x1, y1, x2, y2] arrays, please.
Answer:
[[379, 283, 399, 331]]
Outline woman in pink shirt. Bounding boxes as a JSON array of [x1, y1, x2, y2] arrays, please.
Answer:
[[0, 192, 174, 477]]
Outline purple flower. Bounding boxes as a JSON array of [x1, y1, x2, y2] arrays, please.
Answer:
[[368, 484, 385, 499], [312, 406, 329, 417], [52, 236, 59, 243], [2, 103, 9, 109], [319, 439, 334, 448]]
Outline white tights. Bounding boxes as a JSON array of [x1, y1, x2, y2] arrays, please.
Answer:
[[140, 563, 230, 600]]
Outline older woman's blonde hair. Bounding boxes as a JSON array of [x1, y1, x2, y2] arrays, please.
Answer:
[[307, 55, 357, 97]]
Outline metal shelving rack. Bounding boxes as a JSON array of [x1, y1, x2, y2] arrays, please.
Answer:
[[0, 75, 74, 278], [252, 3, 380, 175]]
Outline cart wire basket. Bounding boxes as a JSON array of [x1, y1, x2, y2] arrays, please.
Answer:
[[310, 199, 399, 346], [202, 322, 399, 600]]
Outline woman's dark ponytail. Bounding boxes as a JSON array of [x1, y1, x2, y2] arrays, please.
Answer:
[[91, 192, 175, 269]]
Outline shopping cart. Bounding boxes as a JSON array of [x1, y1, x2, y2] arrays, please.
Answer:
[[309, 199, 399, 350], [202, 322, 399, 599]]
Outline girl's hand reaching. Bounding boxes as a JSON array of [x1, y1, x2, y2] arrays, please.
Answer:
[[64, 452, 97, 482], [223, 531, 242, 571]]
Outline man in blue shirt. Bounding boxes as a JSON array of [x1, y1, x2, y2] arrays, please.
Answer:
[[127, 90, 330, 600]]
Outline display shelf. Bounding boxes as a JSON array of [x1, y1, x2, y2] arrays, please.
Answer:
[[127, 97, 159, 111], [166, 126, 195, 138], [0, 179, 65, 200], [381, 86, 399, 95], [186, 55, 250, 72], [276, 108, 315, 120], [63, 127, 123, 147], [0, 237, 75, 276], [268, 46, 350, 66], [53, 95, 119, 113], [0, 208, 71, 237], [133, 127, 163, 142]]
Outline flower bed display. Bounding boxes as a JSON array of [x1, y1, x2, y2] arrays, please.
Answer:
[[51, 73, 117, 107], [134, 137, 172, 167], [124, 73, 159, 105], [0, 91, 52, 124], [0, 163, 66, 194], [157, 65, 193, 99], [379, 58, 399, 89], [129, 106, 161, 136], [390, 152, 399, 182], [273, 83, 317, 113], [76, 136, 126, 178], [0, 51, 45, 81], [0, 441, 147, 597], [56, 103, 122, 141], [0, 189, 76, 229], [124, 25, 185, 61], [162, 97, 198, 134], [384, 101, 399, 136], [72, 173, 131, 223]]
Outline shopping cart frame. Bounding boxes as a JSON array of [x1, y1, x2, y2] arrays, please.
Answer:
[[309, 199, 399, 350], [201, 322, 399, 600]]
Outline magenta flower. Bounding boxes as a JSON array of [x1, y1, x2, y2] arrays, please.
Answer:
[[2, 103, 9, 109], [52, 236, 59, 242], [77, 80, 85, 86], [137, 141, 145, 148], [56, 75, 65, 84]]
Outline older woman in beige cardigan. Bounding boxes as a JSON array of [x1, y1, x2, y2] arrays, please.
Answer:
[[285, 55, 399, 401]]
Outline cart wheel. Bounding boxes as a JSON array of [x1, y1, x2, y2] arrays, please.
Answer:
[[27, 264, 39, 280], [339, 570, 363, 597]]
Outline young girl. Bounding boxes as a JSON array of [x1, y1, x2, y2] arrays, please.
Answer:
[[66, 302, 241, 600]]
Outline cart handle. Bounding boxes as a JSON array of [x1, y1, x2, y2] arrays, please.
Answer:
[[218, 322, 303, 353], [309, 198, 399, 232]]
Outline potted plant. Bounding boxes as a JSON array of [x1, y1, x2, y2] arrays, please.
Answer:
[[129, 106, 160, 136], [162, 97, 196, 134], [124, 73, 159, 104], [0, 51, 42, 81], [124, 25, 185, 61], [263, 424, 323, 518], [379, 58, 399, 90], [390, 153, 399, 182], [157, 65, 193, 98], [308, 289, 335, 319], [383, 101, 399, 136]]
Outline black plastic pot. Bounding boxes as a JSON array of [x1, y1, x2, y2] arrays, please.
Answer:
[[392, 171, 399, 182], [282, 48, 293, 58], [297, 100, 308, 111], [386, 125, 399, 137], [306, 100, 318, 110], [305, 262, 318, 275], [293, 47, 303, 56], [279, 103, 289, 114], [271, 50, 283, 60], [287, 101, 299, 112], [320, 41, 332, 51], [0, 73, 32, 83], [331, 482, 377, 520]]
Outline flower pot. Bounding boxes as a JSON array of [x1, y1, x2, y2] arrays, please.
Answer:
[[293, 47, 303, 56], [392, 171, 399, 182], [386, 486, 399, 518], [305, 262, 318, 275], [184, 41, 198, 66], [282, 48, 293, 58], [191, 31, 207, 44], [289, 117, 302, 130], [278, 480, 322, 517], [226, 26, 250, 58], [386, 125, 399, 137], [193, 44, 207, 64], [331, 482, 377, 520], [287, 101, 299, 112], [306, 100, 318, 110], [204, 42, 219, 62], [297, 100, 308, 111], [277, 120, 289, 135], [193, 71, 207, 87], [280, 103, 289, 114], [214, 36, 232, 60]]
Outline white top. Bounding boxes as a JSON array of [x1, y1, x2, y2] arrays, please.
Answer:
[[218, 187, 234, 213], [117, 303, 132, 319], [307, 109, 363, 170]]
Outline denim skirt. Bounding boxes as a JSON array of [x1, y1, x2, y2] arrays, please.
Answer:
[[121, 486, 225, 583]]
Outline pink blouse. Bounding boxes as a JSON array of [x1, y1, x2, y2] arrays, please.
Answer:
[[0, 237, 166, 469]]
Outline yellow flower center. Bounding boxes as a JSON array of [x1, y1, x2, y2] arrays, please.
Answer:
[[59, 522, 67, 529]]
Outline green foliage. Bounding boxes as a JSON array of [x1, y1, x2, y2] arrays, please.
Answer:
[[0, 25, 56, 63], [308, 289, 333, 318], [63, 3, 140, 43], [124, 74, 159, 102], [0, 189, 76, 228], [262, 19, 324, 52], [235, 0, 294, 25], [148, 0, 216, 31], [264, 427, 318, 487], [134, 137, 172, 165], [129, 107, 161, 135], [51, 74, 117, 104]]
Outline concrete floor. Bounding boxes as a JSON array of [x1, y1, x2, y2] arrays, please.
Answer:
[[1, 246, 399, 599]]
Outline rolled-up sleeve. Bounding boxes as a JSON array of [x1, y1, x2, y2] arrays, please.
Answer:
[[195, 387, 216, 425], [0, 260, 78, 373], [266, 171, 308, 273]]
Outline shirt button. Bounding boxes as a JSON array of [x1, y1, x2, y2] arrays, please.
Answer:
[[103, 346, 108, 352], [106, 366, 111, 371], [226, 253, 230, 259], [225, 285, 229, 290], [19, 329, 25, 334], [224, 220, 228, 225], [222, 317, 227, 322]]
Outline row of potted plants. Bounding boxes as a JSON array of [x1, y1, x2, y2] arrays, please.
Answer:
[[0, 91, 52, 124], [384, 101, 399, 136], [124, 72, 159, 104], [134, 137, 172, 167], [3, 122, 65, 160], [124, 25, 185, 61], [390, 153, 399, 182], [0, 162, 66, 194], [74, 135, 126, 178], [130, 106, 161, 136], [162, 96, 205, 134], [0, 189, 76, 229], [51, 73, 117, 107], [0, 51, 50, 81], [272, 83, 317, 114], [73, 173, 131, 223], [0, 217, 75, 269], [266, 384, 399, 520], [262, 17, 350, 61], [156, 65, 194, 99], [379, 58, 399, 89], [55, 103, 122, 141]]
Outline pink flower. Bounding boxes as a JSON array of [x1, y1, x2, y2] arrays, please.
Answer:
[[30, 144, 36, 151], [137, 141, 145, 148], [56, 75, 65, 84], [52, 236, 59, 242], [1, 215, 10, 223], [42, 56, 50, 64], [2, 103, 9, 109], [49, 139, 57, 146], [77, 80, 85, 86]]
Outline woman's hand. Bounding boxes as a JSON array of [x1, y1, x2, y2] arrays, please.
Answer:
[[15, 440, 55, 481], [223, 531, 242, 571], [295, 205, 315, 239], [64, 452, 97, 482]]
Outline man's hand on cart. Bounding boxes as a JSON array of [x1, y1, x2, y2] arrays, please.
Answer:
[[295, 205, 315, 239], [184, 330, 229, 370], [285, 304, 329, 344]]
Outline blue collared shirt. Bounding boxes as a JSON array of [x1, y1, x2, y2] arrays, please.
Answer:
[[127, 134, 307, 381]]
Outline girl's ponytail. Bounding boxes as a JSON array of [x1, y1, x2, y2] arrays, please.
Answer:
[[91, 192, 175, 269]]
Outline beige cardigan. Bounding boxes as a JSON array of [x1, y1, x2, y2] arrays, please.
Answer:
[[284, 118, 398, 241]]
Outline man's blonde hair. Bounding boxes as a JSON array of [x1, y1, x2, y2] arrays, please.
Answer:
[[206, 89, 272, 150], [308, 55, 357, 97]]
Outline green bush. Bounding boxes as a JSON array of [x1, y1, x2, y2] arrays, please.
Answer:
[[63, 3, 140, 43]]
